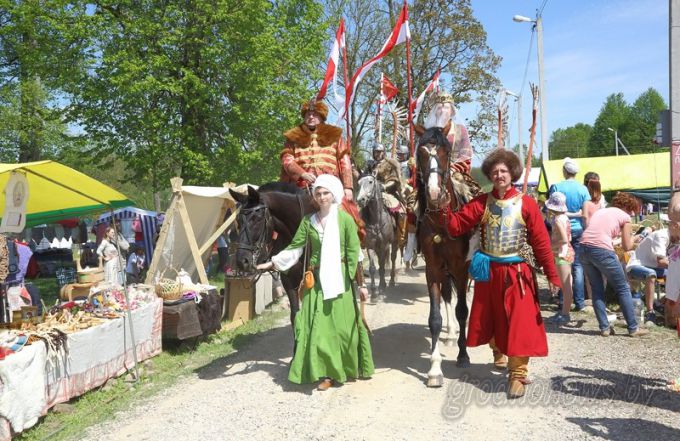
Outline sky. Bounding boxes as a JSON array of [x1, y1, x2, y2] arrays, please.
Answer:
[[457, 0, 669, 160]]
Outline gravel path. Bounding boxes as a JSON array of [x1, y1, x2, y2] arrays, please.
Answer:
[[83, 265, 680, 441]]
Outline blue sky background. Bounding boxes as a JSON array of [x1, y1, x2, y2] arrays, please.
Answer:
[[457, 0, 669, 159]]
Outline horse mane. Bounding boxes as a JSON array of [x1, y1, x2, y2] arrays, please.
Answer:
[[258, 181, 302, 194]]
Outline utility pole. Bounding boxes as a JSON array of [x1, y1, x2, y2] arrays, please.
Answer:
[[536, 15, 548, 161], [671, 0, 680, 188]]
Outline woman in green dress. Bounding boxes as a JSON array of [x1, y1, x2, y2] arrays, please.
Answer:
[[257, 174, 374, 390]]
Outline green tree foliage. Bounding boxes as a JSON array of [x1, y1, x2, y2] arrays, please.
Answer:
[[587, 89, 666, 157], [589, 93, 630, 157], [0, 0, 90, 161], [548, 123, 592, 160], [324, 0, 501, 157], [624, 87, 666, 152], [72, 0, 327, 194]]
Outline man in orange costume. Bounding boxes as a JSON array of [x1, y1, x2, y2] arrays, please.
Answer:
[[280, 99, 363, 238]]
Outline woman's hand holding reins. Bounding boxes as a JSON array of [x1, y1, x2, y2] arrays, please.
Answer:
[[256, 261, 274, 271]]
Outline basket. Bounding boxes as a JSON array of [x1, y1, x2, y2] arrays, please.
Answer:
[[155, 267, 183, 300]]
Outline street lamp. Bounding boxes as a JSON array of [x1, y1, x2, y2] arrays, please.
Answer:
[[513, 13, 548, 162], [505, 89, 523, 166], [607, 127, 619, 156]]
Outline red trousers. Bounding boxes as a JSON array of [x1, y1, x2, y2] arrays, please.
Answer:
[[467, 261, 548, 357]]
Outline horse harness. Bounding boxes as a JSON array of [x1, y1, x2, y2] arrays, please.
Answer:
[[417, 143, 460, 239]]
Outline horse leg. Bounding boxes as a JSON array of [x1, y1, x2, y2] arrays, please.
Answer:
[[389, 238, 398, 287], [427, 279, 444, 387], [368, 249, 378, 301], [453, 273, 470, 368], [378, 247, 387, 293], [441, 276, 454, 347]]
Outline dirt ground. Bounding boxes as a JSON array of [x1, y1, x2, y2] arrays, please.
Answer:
[[83, 264, 680, 441]]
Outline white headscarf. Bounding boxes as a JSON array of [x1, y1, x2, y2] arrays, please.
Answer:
[[311, 174, 345, 299]]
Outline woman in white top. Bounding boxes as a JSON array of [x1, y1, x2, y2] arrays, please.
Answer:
[[96, 226, 129, 285]]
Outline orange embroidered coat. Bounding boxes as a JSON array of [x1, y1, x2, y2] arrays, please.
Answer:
[[280, 123, 353, 189]]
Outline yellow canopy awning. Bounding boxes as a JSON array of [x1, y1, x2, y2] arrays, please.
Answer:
[[538, 153, 670, 194], [1, 160, 133, 227]]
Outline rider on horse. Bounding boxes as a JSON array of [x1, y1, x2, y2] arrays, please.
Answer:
[[422, 91, 480, 205], [366, 142, 407, 246], [279, 98, 364, 240]]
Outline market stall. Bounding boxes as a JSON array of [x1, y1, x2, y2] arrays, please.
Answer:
[[0, 161, 165, 440], [94, 207, 159, 266]]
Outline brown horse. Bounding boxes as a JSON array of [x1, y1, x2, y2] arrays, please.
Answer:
[[414, 122, 472, 387]]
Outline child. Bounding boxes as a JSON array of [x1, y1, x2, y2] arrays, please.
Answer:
[[126, 246, 145, 284], [546, 191, 575, 324]]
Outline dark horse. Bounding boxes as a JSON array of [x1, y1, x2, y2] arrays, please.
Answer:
[[228, 183, 314, 331], [356, 174, 398, 299], [415, 122, 472, 387]]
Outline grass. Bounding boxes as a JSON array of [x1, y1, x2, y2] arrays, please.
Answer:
[[15, 271, 285, 441]]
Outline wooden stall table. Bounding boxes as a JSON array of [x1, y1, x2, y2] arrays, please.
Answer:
[[161, 288, 223, 341]]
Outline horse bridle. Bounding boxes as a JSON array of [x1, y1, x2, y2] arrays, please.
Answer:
[[236, 204, 273, 268], [418, 142, 452, 212]]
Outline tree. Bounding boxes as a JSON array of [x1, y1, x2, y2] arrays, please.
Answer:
[[548, 123, 592, 159], [324, 0, 501, 159], [0, 0, 90, 162], [588, 93, 630, 157], [623, 87, 666, 153], [72, 0, 326, 209]]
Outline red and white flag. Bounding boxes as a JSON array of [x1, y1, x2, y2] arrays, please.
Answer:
[[339, 4, 410, 120], [410, 69, 440, 121], [380, 74, 399, 104], [317, 19, 346, 111]]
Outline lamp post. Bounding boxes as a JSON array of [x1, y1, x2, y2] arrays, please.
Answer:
[[505, 89, 523, 166], [607, 127, 619, 156], [513, 13, 548, 162]]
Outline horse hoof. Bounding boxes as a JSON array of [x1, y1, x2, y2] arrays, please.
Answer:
[[370, 293, 380, 303], [426, 375, 444, 388], [389, 280, 396, 287], [443, 338, 454, 347], [456, 358, 471, 368]]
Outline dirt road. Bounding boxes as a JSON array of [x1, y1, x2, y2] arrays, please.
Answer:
[[84, 266, 680, 441]]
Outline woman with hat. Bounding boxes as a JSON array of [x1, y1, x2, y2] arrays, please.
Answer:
[[545, 191, 575, 325], [445, 149, 560, 399], [257, 175, 374, 391]]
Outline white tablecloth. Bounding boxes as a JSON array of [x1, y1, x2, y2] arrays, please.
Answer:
[[0, 298, 162, 440]]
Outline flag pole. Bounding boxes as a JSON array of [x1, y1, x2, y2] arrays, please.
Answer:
[[405, 1, 414, 160], [342, 19, 351, 153], [378, 73, 384, 144]]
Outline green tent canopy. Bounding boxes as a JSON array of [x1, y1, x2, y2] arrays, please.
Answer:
[[1, 161, 134, 227], [538, 153, 670, 202]]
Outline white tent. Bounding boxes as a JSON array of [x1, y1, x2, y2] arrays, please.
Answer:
[[146, 178, 236, 285], [515, 167, 541, 187]]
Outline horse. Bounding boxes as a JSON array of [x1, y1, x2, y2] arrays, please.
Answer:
[[228, 182, 314, 332], [414, 121, 472, 387], [356, 175, 398, 299]]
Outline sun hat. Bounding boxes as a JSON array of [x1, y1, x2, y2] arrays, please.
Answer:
[[563, 157, 579, 174], [545, 191, 568, 213]]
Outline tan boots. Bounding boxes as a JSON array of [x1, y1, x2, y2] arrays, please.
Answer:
[[507, 356, 530, 399], [489, 338, 508, 370]]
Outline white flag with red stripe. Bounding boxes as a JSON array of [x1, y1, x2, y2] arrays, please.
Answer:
[[339, 4, 410, 121], [410, 69, 440, 122], [317, 19, 346, 111]]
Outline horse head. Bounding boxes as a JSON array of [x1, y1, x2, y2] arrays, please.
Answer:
[[356, 175, 380, 209], [415, 121, 452, 210], [228, 185, 274, 274]]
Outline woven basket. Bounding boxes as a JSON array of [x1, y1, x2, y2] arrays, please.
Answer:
[[155, 267, 183, 300]]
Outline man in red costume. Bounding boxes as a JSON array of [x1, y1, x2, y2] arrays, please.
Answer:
[[445, 149, 560, 399], [280, 98, 364, 239]]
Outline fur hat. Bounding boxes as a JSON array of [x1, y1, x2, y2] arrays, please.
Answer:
[[481, 148, 523, 182], [300, 99, 328, 121]]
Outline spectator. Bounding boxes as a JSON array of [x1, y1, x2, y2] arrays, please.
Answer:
[[545, 192, 575, 325], [626, 228, 670, 325], [580, 192, 649, 337], [549, 157, 591, 312], [583, 173, 606, 226], [126, 246, 145, 284], [666, 181, 680, 391]]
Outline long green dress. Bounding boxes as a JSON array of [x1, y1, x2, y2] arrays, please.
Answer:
[[283, 209, 374, 384]]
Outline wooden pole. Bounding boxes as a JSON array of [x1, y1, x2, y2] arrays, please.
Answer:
[[523, 84, 539, 194]]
